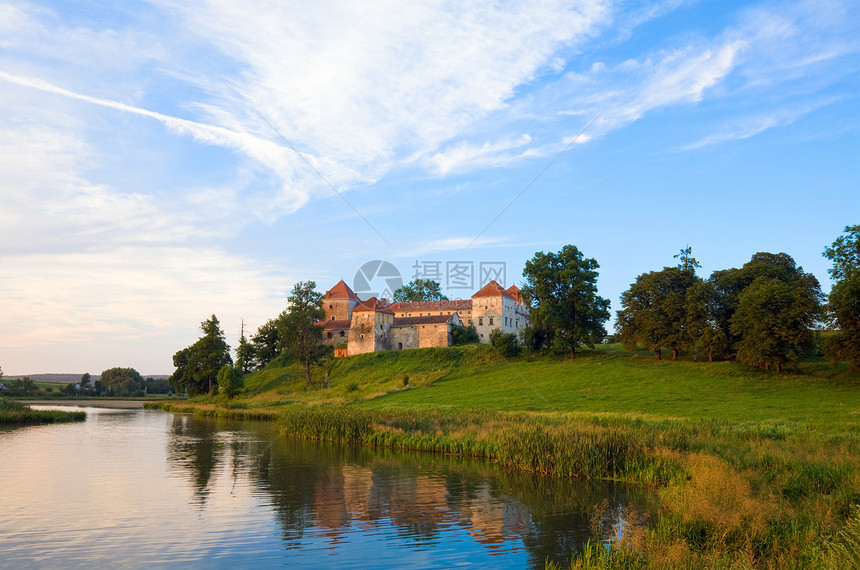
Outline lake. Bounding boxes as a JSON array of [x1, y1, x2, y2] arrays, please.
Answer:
[[0, 405, 652, 568]]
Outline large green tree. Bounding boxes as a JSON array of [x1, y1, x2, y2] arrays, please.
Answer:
[[278, 281, 325, 386], [99, 367, 144, 396], [616, 266, 701, 360], [250, 317, 283, 370], [822, 225, 860, 370], [169, 315, 233, 396], [393, 279, 448, 302], [731, 275, 822, 372], [521, 245, 610, 355], [709, 252, 809, 349], [684, 280, 728, 362]]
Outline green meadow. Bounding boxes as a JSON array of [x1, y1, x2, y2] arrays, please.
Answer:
[[151, 344, 860, 568]]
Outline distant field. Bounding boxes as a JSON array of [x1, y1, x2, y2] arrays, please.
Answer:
[[2, 373, 170, 383]]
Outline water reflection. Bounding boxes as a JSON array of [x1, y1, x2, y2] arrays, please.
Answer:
[[166, 416, 651, 567]]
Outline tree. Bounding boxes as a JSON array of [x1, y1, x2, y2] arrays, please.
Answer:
[[0, 364, 3, 379], [235, 322, 255, 374], [100, 367, 144, 396], [278, 282, 325, 386], [521, 245, 610, 355], [823, 225, 860, 281], [169, 315, 233, 396], [684, 280, 728, 362], [731, 275, 822, 372], [489, 328, 520, 357], [616, 267, 701, 360], [250, 317, 283, 370], [709, 252, 816, 352], [80, 373, 91, 394], [674, 245, 701, 271], [393, 279, 448, 302], [822, 277, 860, 370], [452, 324, 480, 345], [216, 364, 244, 398], [823, 225, 860, 370]]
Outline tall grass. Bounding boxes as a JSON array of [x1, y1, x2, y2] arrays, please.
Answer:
[[0, 397, 86, 424]]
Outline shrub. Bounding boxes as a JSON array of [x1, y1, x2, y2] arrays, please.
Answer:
[[489, 329, 520, 357]]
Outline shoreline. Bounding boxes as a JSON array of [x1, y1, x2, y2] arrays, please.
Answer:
[[20, 399, 146, 409]]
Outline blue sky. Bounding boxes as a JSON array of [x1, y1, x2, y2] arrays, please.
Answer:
[[1, 0, 858, 375]]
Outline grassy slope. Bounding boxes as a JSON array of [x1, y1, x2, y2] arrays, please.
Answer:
[[236, 344, 858, 431]]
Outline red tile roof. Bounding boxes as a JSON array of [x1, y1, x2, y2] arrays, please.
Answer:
[[471, 280, 514, 299], [352, 297, 395, 313], [506, 285, 524, 302], [322, 280, 361, 302], [317, 319, 351, 330], [388, 299, 472, 313]]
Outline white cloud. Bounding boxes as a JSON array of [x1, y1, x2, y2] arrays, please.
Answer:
[[424, 134, 533, 175], [680, 98, 843, 150], [154, 0, 611, 179]]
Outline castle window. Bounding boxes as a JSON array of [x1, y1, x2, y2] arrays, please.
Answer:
[[331, 316, 335, 320], [329, 304, 333, 309], [478, 317, 483, 326], [327, 332, 332, 339], [360, 334, 365, 339], [489, 317, 494, 325], [339, 331, 345, 337]]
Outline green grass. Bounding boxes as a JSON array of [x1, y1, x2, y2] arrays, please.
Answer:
[[149, 344, 860, 568], [0, 397, 86, 424]]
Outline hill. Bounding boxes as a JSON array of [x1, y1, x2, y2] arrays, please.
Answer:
[[235, 344, 858, 428]]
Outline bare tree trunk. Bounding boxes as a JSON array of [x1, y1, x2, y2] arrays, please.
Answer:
[[672, 348, 679, 361], [654, 349, 661, 360]]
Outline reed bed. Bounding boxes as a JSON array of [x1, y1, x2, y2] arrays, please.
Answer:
[[0, 397, 86, 424]]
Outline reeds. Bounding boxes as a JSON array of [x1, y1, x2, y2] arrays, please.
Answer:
[[0, 397, 86, 424]]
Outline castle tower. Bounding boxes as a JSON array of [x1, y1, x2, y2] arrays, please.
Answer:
[[322, 280, 361, 322], [471, 280, 520, 343]]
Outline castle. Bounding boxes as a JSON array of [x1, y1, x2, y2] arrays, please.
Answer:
[[318, 280, 530, 356]]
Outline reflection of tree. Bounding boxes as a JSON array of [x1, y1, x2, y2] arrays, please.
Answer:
[[166, 415, 225, 506]]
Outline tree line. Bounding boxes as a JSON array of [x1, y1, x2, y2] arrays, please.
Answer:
[[0, 368, 172, 398], [520, 226, 859, 373]]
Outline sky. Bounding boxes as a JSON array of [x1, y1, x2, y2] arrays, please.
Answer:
[[1, 0, 858, 375]]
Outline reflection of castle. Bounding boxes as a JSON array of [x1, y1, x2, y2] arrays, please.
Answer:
[[318, 280, 530, 356]]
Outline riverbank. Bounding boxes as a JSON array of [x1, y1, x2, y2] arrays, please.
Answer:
[[19, 399, 145, 409], [147, 344, 860, 568], [0, 397, 86, 424]]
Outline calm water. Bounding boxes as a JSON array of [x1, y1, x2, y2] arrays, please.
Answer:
[[0, 406, 651, 568]]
